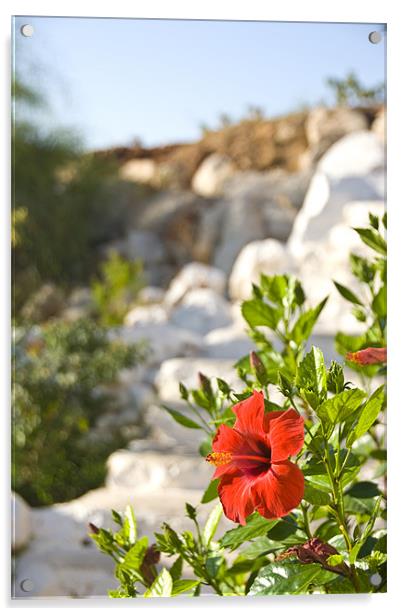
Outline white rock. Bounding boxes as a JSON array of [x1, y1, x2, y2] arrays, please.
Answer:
[[305, 107, 368, 152], [170, 288, 232, 335], [318, 130, 384, 180], [203, 324, 253, 359], [213, 196, 267, 274], [155, 357, 243, 401], [106, 450, 211, 491], [127, 382, 155, 411], [228, 239, 291, 301], [191, 153, 236, 197], [114, 322, 202, 364], [296, 200, 385, 334], [125, 230, 166, 263], [288, 131, 385, 259], [12, 493, 32, 552], [119, 158, 157, 184], [212, 170, 308, 274], [138, 286, 165, 305], [164, 262, 226, 308], [124, 304, 167, 327]]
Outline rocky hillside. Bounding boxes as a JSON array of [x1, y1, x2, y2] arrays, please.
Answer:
[[93, 105, 385, 288]]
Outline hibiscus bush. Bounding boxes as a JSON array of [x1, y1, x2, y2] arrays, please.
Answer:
[[92, 212, 387, 597]]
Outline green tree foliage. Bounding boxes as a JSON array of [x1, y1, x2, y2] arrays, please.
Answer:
[[12, 318, 144, 506], [12, 79, 141, 314]]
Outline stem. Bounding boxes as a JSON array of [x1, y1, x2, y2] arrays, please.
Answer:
[[188, 402, 214, 435], [300, 503, 312, 538]]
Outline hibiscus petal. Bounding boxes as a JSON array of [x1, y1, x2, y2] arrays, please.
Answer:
[[253, 461, 304, 519], [218, 472, 255, 525], [212, 423, 244, 453], [266, 408, 304, 461], [233, 390, 265, 436]]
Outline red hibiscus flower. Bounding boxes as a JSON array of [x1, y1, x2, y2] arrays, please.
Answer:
[[206, 390, 305, 525], [346, 347, 387, 366]]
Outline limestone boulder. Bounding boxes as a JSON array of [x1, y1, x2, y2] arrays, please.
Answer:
[[228, 239, 292, 301], [164, 262, 226, 308], [191, 153, 236, 197], [170, 288, 232, 335]]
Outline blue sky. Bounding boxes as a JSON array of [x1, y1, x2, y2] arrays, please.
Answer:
[[14, 17, 385, 150]]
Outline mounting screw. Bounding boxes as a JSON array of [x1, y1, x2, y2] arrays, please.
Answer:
[[20, 24, 34, 38]]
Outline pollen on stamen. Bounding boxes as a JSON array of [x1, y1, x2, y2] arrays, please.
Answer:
[[206, 451, 232, 467]]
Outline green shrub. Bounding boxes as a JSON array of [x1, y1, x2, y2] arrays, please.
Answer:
[[12, 318, 145, 506], [91, 251, 144, 326], [326, 71, 385, 107]]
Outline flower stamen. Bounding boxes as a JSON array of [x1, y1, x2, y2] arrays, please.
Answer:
[[206, 451, 233, 467]]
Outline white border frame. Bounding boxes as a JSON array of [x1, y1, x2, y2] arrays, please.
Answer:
[[1, 1, 402, 614]]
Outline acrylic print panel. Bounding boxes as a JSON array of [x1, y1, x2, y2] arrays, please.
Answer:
[[12, 16, 386, 599]]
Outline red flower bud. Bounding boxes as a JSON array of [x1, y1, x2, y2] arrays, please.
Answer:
[[346, 347, 387, 365]]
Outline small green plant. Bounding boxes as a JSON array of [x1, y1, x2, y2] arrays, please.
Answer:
[[12, 318, 144, 506], [93, 212, 386, 596], [91, 251, 144, 326]]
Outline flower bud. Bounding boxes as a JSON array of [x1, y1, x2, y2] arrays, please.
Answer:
[[346, 347, 387, 365], [250, 351, 267, 385]]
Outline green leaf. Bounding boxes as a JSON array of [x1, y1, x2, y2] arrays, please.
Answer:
[[202, 503, 222, 547], [111, 509, 123, 526], [179, 382, 189, 400], [327, 361, 345, 394], [198, 438, 212, 457], [160, 524, 183, 553], [296, 347, 327, 409], [349, 497, 383, 565], [372, 285, 387, 319], [239, 537, 275, 558], [206, 555, 223, 578], [346, 481, 381, 499], [327, 554, 344, 567], [354, 227, 387, 256], [303, 482, 331, 506], [185, 502, 197, 520], [123, 505, 137, 544], [201, 478, 219, 504], [216, 378, 231, 396], [347, 385, 385, 446], [368, 212, 380, 230], [171, 579, 199, 596], [260, 274, 289, 304], [241, 298, 281, 330], [144, 568, 173, 597], [248, 562, 337, 596], [162, 405, 203, 430], [350, 254, 375, 284], [220, 513, 279, 551], [266, 519, 305, 543], [333, 282, 363, 306], [316, 388, 366, 425], [120, 536, 148, 573], [291, 297, 328, 344], [169, 556, 183, 581]]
